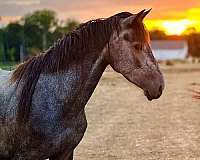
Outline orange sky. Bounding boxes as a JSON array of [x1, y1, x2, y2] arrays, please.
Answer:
[[0, 0, 200, 35], [145, 8, 200, 35]]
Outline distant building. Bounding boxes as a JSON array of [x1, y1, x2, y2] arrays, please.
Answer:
[[151, 40, 188, 60]]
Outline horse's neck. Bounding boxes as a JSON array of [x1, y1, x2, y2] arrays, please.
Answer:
[[60, 52, 107, 119]]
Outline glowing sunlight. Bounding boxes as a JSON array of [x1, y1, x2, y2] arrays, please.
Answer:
[[145, 8, 200, 35], [162, 20, 194, 35]]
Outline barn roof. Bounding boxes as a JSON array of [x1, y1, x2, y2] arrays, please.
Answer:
[[151, 40, 187, 50]]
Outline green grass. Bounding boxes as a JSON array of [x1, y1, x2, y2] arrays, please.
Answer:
[[0, 62, 17, 71]]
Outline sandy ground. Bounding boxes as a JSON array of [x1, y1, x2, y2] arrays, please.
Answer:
[[73, 63, 200, 160]]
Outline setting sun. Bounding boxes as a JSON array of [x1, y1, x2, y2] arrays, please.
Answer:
[[145, 8, 200, 35], [145, 19, 196, 35], [162, 20, 194, 35]]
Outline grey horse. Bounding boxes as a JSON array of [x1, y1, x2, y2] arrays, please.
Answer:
[[0, 10, 164, 160]]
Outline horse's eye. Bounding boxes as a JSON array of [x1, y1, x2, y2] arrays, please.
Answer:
[[123, 33, 131, 41], [134, 44, 142, 50]]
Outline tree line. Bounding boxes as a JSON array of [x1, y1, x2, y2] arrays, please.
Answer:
[[0, 10, 79, 62], [1, 9, 200, 63]]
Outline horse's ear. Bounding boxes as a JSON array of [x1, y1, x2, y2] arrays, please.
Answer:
[[141, 9, 152, 20], [122, 9, 146, 28], [135, 9, 146, 21]]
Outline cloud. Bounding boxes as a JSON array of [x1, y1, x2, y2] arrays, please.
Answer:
[[0, 0, 200, 24], [0, 16, 20, 27]]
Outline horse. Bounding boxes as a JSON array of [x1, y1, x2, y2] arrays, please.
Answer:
[[0, 10, 164, 160]]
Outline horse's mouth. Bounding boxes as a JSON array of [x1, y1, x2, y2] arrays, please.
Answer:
[[144, 90, 162, 101], [144, 90, 153, 101]]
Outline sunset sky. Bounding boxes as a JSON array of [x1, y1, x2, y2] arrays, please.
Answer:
[[0, 0, 200, 35]]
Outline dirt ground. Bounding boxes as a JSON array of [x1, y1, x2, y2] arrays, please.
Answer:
[[74, 63, 200, 160]]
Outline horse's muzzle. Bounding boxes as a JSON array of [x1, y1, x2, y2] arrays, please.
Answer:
[[144, 84, 163, 101]]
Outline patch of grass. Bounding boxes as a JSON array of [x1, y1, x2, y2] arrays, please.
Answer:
[[0, 62, 17, 71], [165, 60, 175, 66]]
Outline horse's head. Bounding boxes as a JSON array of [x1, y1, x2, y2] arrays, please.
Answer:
[[107, 10, 164, 101]]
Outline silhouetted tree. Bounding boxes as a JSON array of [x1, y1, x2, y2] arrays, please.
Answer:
[[150, 30, 167, 40], [23, 10, 58, 51], [0, 29, 6, 62], [23, 22, 43, 52], [53, 19, 79, 40], [186, 33, 200, 57], [4, 23, 23, 61]]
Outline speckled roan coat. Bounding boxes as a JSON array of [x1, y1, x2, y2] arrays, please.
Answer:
[[0, 10, 164, 160], [0, 63, 103, 160]]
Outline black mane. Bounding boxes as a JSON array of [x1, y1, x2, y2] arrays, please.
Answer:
[[11, 12, 133, 124]]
